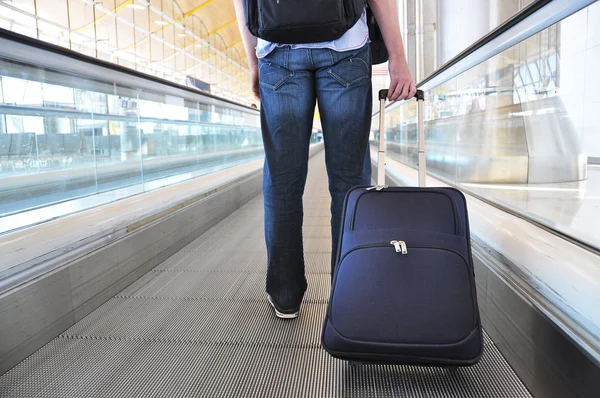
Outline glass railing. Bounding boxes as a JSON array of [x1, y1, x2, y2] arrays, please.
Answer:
[[0, 61, 260, 234], [0, 30, 319, 236], [371, 0, 600, 363], [373, 1, 599, 253]]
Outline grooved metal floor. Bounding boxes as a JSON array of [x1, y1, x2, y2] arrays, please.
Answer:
[[0, 151, 532, 397]]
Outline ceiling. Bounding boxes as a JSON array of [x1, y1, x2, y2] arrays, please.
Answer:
[[177, 0, 245, 63]]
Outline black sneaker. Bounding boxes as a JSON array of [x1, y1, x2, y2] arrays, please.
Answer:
[[267, 295, 299, 319]]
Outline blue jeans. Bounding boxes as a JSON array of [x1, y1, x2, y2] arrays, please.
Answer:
[[259, 43, 373, 311]]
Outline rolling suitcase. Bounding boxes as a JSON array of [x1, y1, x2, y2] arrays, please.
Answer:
[[321, 89, 483, 366]]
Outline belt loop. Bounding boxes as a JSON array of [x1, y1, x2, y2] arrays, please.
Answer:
[[284, 46, 290, 69]]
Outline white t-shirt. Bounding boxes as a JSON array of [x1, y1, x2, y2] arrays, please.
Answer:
[[255, 9, 368, 58]]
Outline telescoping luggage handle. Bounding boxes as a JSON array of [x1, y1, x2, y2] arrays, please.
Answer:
[[375, 89, 425, 190]]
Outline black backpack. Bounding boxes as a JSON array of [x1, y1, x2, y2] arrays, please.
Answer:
[[366, 5, 388, 64], [243, 1, 388, 65], [243, 0, 366, 45]]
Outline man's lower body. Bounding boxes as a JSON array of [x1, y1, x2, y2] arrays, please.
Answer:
[[258, 43, 373, 318]]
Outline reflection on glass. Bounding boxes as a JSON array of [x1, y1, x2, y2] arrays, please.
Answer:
[[4, 0, 256, 104], [373, 5, 598, 252], [0, 56, 267, 233]]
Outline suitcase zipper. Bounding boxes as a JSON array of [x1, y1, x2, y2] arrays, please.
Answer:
[[338, 242, 468, 265], [390, 240, 407, 254]]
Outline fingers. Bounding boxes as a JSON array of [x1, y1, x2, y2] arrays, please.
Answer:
[[398, 82, 410, 101], [388, 81, 418, 102], [408, 82, 417, 99], [387, 57, 418, 101], [387, 80, 398, 101], [389, 80, 403, 102], [388, 81, 408, 101]]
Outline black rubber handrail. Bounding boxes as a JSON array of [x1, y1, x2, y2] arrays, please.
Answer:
[[0, 27, 258, 113], [417, 0, 553, 89]]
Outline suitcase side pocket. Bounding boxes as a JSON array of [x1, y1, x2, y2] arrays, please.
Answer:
[[350, 189, 462, 236], [329, 243, 476, 346]]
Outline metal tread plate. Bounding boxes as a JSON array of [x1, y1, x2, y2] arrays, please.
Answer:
[[0, 335, 531, 398], [0, 151, 532, 397]]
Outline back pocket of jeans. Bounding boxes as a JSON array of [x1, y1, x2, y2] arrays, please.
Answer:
[[328, 56, 369, 88], [259, 62, 294, 90]]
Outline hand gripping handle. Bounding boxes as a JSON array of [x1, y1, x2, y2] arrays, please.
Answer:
[[376, 89, 426, 188]]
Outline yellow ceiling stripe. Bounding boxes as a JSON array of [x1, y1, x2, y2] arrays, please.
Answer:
[[74, 0, 133, 32], [183, 0, 215, 18], [208, 19, 236, 35]]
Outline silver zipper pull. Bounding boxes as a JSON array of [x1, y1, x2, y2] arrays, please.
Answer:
[[400, 241, 407, 254], [390, 240, 407, 254]]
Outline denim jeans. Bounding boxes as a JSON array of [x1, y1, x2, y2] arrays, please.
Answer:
[[259, 42, 373, 311]]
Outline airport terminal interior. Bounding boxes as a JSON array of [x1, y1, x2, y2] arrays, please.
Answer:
[[0, 0, 599, 397]]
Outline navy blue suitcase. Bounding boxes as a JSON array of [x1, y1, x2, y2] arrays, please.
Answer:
[[321, 90, 483, 366]]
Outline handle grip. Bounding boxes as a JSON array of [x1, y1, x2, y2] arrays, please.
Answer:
[[376, 88, 426, 188], [379, 89, 424, 101]]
